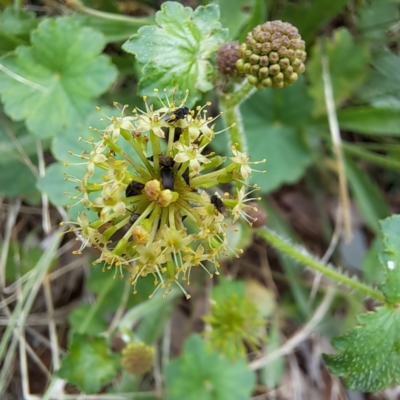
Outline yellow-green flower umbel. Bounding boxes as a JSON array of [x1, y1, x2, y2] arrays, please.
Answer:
[[62, 90, 264, 299]]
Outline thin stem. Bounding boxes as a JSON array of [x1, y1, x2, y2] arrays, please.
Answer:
[[321, 46, 352, 241], [78, 277, 114, 334], [257, 227, 386, 303], [77, 4, 155, 25], [219, 81, 255, 154], [221, 80, 255, 109]]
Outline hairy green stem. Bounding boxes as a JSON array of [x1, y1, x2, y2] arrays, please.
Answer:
[[258, 227, 386, 303], [221, 81, 255, 108], [219, 81, 255, 154]]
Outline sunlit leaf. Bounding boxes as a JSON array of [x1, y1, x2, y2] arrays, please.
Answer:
[[122, 2, 228, 104]]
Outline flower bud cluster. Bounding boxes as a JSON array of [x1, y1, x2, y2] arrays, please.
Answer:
[[216, 41, 241, 77], [121, 342, 154, 375], [236, 20, 306, 89], [203, 293, 265, 359], [63, 90, 265, 299]]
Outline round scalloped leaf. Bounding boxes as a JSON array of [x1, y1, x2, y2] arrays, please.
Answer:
[[0, 17, 118, 138], [165, 335, 255, 400], [122, 2, 228, 104], [58, 333, 120, 394]]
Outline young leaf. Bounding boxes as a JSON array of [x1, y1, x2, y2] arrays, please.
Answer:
[[324, 306, 400, 392], [122, 1, 228, 104], [165, 335, 255, 400], [307, 28, 370, 116], [58, 333, 120, 394], [0, 17, 118, 138]]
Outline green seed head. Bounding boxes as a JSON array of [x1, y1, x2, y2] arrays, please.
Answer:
[[236, 20, 306, 89]]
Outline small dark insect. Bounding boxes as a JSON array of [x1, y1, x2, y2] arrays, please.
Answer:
[[130, 212, 140, 224], [160, 166, 174, 191], [147, 154, 176, 190], [126, 181, 145, 197], [210, 194, 228, 216], [147, 155, 175, 168], [162, 106, 190, 123], [182, 168, 190, 186]]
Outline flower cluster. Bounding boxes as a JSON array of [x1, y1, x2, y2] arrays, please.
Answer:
[[203, 293, 265, 359], [62, 90, 264, 299], [236, 20, 306, 89], [216, 41, 241, 77], [121, 342, 154, 375]]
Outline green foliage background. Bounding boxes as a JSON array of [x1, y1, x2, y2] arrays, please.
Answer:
[[1, 0, 400, 398]]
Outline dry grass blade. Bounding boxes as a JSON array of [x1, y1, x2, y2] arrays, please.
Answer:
[[249, 285, 335, 371], [0, 232, 62, 395]]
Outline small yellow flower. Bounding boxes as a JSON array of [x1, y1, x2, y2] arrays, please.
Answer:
[[230, 144, 266, 180], [173, 142, 211, 175], [104, 104, 136, 141], [231, 186, 260, 225]]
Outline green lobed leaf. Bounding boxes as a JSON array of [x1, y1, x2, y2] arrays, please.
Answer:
[[58, 333, 120, 394], [356, 48, 400, 108], [307, 28, 370, 116], [241, 77, 313, 193], [0, 113, 51, 165], [0, 17, 118, 138], [122, 2, 228, 104], [0, 158, 39, 201], [0, 7, 39, 53], [86, 264, 155, 314], [165, 335, 255, 400], [357, 0, 400, 43], [324, 306, 400, 392], [337, 107, 400, 136], [37, 163, 77, 208], [68, 303, 108, 336], [379, 215, 400, 304]]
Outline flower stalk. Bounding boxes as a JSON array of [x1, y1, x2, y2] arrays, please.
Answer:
[[257, 227, 386, 303]]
